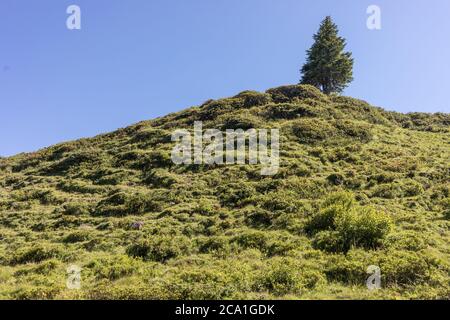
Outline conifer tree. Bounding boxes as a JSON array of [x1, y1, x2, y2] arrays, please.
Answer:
[[300, 16, 354, 94]]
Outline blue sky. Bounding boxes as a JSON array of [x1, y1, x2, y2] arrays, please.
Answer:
[[1, 0, 449, 156]]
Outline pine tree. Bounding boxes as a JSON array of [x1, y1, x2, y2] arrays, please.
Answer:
[[300, 16, 354, 94]]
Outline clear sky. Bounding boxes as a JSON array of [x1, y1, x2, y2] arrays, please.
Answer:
[[1, 0, 449, 156]]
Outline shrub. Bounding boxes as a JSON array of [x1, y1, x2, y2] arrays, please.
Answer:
[[255, 258, 326, 296], [11, 245, 63, 265], [192, 198, 220, 216], [234, 90, 272, 108], [266, 84, 327, 103], [327, 173, 345, 185], [334, 119, 373, 143], [138, 150, 173, 169], [264, 103, 321, 120], [307, 192, 392, 252], [442, 198, 450, 220], [232, 230, 268, 252], [197, 236, 230, 254], [44, 149, 103, 174], [94, 190, 166, 216], [198, 99, 237, 121], [257, 260, 301, 295], [63, 230, 92, 243], [142, 168, 179, 188], [217, 183, 256, 207], [371, 180, 424, 199], [383, 231, 426, 251], [86, 255, 138, 280], [94, 170, 128, 186], [244, 207, 274, 228], [130, 127, 171, 145], [57, 179, 106, 194], [291, 118, 335, 144], [126, 235, 190, 262], [217, 112, 263, 130], [62, 202, 91, 216], [12, 188, 62, 205], [379, 250, 430, 286]]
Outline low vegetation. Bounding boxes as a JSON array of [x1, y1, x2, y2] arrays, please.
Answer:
[[0, 84, 448, 299]]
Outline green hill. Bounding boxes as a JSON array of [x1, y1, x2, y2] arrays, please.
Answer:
[[0, 84, 449, 299]]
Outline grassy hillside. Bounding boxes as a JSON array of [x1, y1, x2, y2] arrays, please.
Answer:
[[0, 84, 449, 299]]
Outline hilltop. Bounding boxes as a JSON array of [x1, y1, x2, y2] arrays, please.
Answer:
[[0, 84, 449, 299]]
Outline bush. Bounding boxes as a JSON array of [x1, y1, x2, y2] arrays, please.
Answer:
[[217, 183, 256, 207], [44, 149, 102, 174], [307, 192, 392, 252], [255, 258, 326, 296], [379, 250, 430, 286], [371, 180, 424, 199], [234, 90, 272, 108], [198, 99, 237, 121], [244, 207, 274, 228], [130, 127, 171, 145], [197, 236, 230, 254], [94, 190, 166, 216], [142, 169, 179, 188], [137, 150, 173, 169], [442, 198, 450, 220], [57, 179, 106, 194], [11, 245, 63, 265], [232, 230, 268, 252], [217, 112, 263, 130], [291, 119, 335, 144], [266, 85, 327, 103], [62, 202, 91, 216], [327, 173, 345, 186], [63, 230, 92, 243], [383, 231, 426, 251], [86, 255, 138, 280], [264, 103, 322, 120], [126, 235, 191, 262], [334, 119, 373, 143]]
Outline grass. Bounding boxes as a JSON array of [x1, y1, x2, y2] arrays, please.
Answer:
[[0, 84, 448, 299]]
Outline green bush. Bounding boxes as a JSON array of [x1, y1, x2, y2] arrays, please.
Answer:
[[234, 90, 272, 108], [217, 183, 256, 207], [307, 192, 392, 252], [62, 202, 91, 216], [11, 245, 63, 265], [142, 169, 179, 188], [442, 198, 450, 220], [232, 230, 268, 252], [137, 150, 173, 169], [44, 149, 103, 174], [217, 112, 263, 130], [334, 119, 373, 143], [266, 84, 327, 103], [255, 258, 326, 296], [94, 190, 166, 216], [57, 179, 106, 194], [379, 250, 430, 286], [86, 255, 138, 280], [126, 235, 191, 262], [63, 230, 92, 243], [291, 118, 335, 144], [197, 236, 230, 254], [264, 103, 322, 120]]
